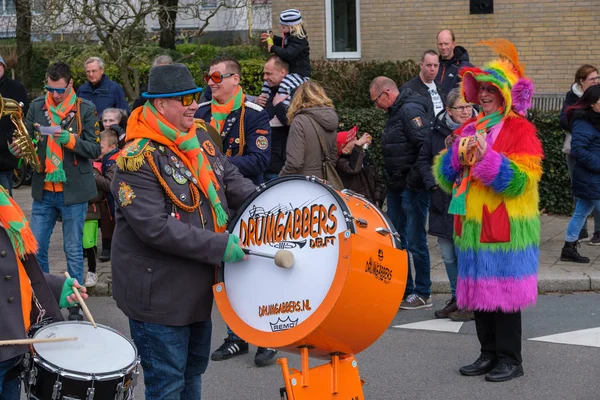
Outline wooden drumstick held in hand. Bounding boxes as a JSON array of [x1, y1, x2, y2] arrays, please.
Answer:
[[242, 249, 295, 269], [64, 272, 97, 329], [0, 337, 78, 346]]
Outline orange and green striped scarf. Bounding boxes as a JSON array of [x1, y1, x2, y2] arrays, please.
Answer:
[[210, 86, 245, 133], [0, 185, 37, 331], [44, 88, 77, 183], [448, 107, 504, 216], [127, 103, 229, 228]]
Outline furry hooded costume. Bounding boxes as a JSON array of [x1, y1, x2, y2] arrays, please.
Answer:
[[433, 39, 544, 312]]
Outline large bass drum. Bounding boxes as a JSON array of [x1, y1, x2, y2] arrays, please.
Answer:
[[215, 176, 408, 359]]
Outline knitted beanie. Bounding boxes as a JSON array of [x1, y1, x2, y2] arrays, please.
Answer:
[[280, 9, 302, 26]]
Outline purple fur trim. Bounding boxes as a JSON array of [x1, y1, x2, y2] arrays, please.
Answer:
[[511, 78, 535, 116], [462, 123, 476, 137], [456, 275, 538, 312], [473, 148, 502, 185], [450, 145, 462, 173]]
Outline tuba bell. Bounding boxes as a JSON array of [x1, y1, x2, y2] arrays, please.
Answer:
[[0, 94, 41, 173]]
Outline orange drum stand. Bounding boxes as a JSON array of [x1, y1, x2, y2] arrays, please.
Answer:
[[214, 177, 409, 399]]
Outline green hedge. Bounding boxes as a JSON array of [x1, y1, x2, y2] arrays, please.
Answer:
[[338, 108, 573, 215]]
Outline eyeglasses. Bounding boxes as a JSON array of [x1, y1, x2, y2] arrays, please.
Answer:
[[372, 90, 386, 105], [169, 92, 202, 107], [587, 76, 600, 82], [203, 71, 236, 84], [44, 85, 68, 94], [478, 85, 499, 94], [450, 105, 474, 112]]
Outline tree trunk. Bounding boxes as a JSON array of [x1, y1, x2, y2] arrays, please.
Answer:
[[158, 0, 178, 49], [118, 61, 137, 101], [15, 0, 32, 91]]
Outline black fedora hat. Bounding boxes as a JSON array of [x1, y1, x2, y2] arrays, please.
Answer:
[[143, 63, 203, 98]]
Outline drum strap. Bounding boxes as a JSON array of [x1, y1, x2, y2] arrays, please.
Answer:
[[22, 255, 64, 323]]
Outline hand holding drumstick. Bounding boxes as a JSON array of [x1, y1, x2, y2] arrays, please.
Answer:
[[62, 272, 96, 328]]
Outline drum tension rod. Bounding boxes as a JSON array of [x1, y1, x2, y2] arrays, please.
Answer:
[[343, 212, 368, 228], [375, 227, 400, 238]]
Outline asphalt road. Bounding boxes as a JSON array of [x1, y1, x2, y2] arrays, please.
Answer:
[[20, 293, 600, 399]]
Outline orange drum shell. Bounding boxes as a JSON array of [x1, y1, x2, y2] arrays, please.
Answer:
[[214, 186, 408, 359]]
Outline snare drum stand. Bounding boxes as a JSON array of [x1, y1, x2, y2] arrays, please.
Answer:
[[277, 347, 364, 400]]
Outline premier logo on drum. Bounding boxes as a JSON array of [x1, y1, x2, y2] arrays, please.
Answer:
[[365, 257, 393, 284], [238, 201, 339, 249], [269, 316, 300, 332]]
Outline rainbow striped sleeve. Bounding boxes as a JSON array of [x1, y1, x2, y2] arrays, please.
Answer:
[[433, 146, 462, 193], [472, 149, 542, 197]]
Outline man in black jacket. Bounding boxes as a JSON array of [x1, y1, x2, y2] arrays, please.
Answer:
[[435, 29, 474, 100], [369, 76, 433, 310], [0, 55, 29, 195], [402, 50, 445, 119], [256, 55, 292, 181]]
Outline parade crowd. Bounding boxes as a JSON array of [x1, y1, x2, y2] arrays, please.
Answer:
[[0, 7, 598, 399]]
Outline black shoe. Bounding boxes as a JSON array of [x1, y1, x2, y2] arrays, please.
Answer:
[[211, 335, 248, 361], [590, 232, 600, 246], [459, 356, 496, 376], [449, 308, 475, 322], [579, 228, 589, 241], [254, 347, 278, 367], [434, 297, 457, 319], [485, 363, 524, 382], [98, 249, 111, 262], [560, 241, 590, 263], [68, 306, 83, 321]]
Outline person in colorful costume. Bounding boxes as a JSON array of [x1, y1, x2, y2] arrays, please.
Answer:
[[16, 62, 100, 321], [433, 40, 543, 382], [111, 63, 256, 400], [0, 185, 87, 399]]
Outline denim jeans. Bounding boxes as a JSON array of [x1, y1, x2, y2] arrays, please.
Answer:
[[438, 237, 458, 297], [129, 319, 212, 400], [566, 154, 600, 233], [226, 326, 242, 341], [0, 356, 22, 400], [0, 171, 13, 196], [30, 191, 87, 283], [387, 188, 431, 298], [565, 198, 600, 242]]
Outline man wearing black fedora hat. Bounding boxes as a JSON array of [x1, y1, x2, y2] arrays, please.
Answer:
[[110, 63, 257, 399]]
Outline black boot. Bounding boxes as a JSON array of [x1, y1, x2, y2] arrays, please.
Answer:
[[561, 241, 590, 263], [99, 239, 111, 262]]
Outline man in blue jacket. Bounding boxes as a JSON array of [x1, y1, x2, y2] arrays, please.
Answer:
[[195, 56, 271, 185], [77, 57, 130, 125]]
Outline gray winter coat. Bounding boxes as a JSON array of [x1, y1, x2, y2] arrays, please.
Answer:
[[280, 107, 339, 178]]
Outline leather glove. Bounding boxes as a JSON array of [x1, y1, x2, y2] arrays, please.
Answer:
[[223, 234, 245, 263]]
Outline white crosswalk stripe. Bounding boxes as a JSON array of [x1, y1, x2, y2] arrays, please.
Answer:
[[528, 327, 600, 348], [392, 319, 464, 333]]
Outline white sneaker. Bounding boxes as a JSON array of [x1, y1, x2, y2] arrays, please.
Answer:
[[85, 272, 98, 288]]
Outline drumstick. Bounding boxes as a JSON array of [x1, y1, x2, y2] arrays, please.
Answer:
[[0, 337, 77, 346], [242, 249, 295, 269], [64, 272, 97, 329]]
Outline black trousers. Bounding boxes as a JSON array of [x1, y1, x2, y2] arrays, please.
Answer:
[[474, 310, 522, 365]]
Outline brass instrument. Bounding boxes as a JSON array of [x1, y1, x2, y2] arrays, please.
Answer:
[[0, 94, 41, 173]]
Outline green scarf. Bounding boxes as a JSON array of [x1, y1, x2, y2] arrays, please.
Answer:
[[44, 88, 77, 182], [210, 86, 245, 133]]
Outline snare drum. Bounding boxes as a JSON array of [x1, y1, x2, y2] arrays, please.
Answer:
[[214, 176, 409, 359], [25, 321, 139, 400]]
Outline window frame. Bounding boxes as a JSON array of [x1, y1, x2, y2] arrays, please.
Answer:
[[0, 0, 16, 16], [324, 0, 361, 59]]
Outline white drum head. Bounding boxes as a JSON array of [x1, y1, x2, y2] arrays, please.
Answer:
[[33, 322, 136, 375], [224, 178, 348, 333]]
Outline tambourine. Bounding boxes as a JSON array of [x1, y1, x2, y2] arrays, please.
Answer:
[[457, 132, 487, 166]]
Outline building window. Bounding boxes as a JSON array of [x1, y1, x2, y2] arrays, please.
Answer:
[[325, 0, 360, 59], [1, 0, 16, 16], [201, 0, 217, 8]]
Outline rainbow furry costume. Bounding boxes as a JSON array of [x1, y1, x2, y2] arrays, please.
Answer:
[[433, 40, 544, 312]]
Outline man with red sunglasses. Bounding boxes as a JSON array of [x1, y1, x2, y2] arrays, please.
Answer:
[[195, 56, 271, 186]]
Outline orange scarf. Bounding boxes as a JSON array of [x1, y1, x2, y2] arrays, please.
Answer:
[[126, 105, 228, 231], [0, 186, 37, 331]]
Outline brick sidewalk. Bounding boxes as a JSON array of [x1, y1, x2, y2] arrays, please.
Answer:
[[12, 186, 600, 295]]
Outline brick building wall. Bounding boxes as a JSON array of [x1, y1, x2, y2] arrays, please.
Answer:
[[272, 0, 600, 93]]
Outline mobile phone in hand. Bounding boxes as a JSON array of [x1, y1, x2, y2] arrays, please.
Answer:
[[37, 125, 61, 135]]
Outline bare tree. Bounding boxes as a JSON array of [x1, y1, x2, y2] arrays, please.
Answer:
[[158, 0, 178, 49], [15, 0, 32, 90], [35, 0, 249, 100]]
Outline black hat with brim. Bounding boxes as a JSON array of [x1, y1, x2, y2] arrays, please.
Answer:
[[142, 63, 203, 99]]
